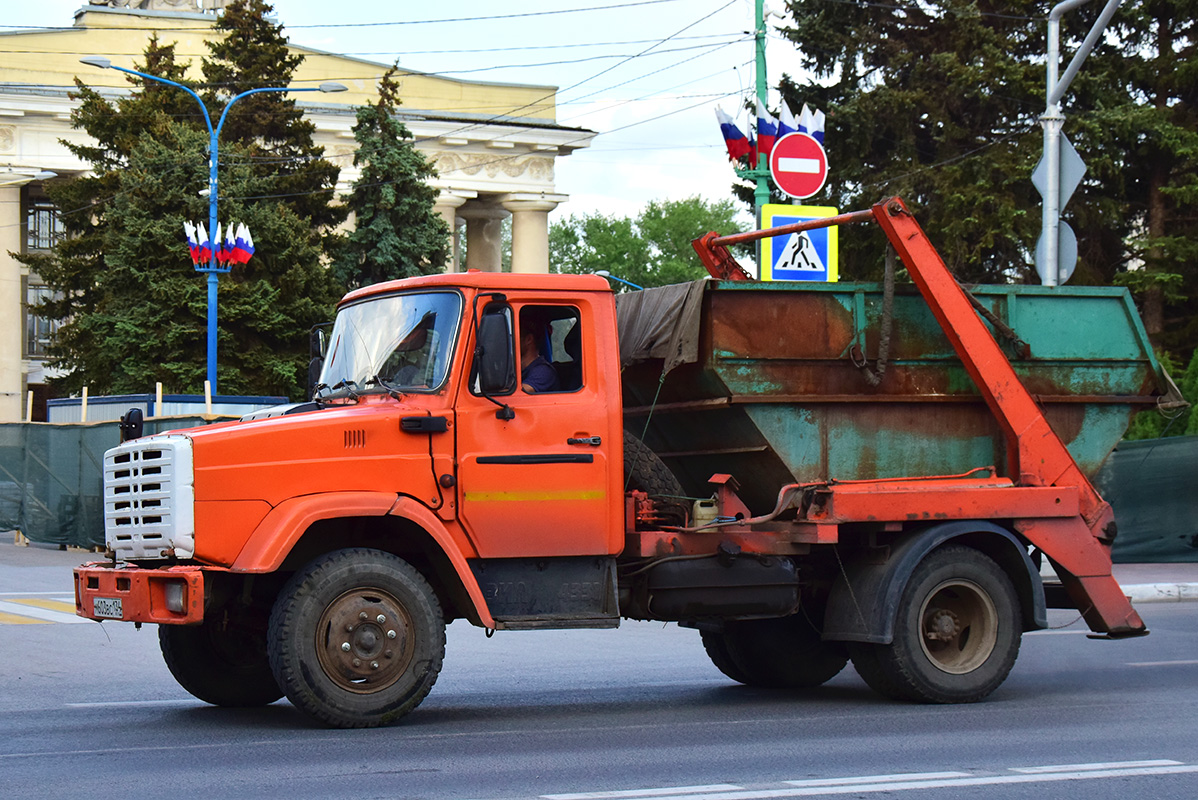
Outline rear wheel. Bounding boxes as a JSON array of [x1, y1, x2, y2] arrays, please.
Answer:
[[268, 548, 445, 728], [848, 546, 1021, 703], [702, 613, 848, 689], [159, 605, 283, 707]]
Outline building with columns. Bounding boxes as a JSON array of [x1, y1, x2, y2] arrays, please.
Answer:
[[0, 1, 594, 421]]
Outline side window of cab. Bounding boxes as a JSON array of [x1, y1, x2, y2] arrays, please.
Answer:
[[518, 306, 582, 394]]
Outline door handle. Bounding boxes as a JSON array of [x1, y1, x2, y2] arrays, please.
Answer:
[[567, 436, 602, 446]]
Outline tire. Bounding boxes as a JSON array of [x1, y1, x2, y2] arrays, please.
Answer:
[[624, 430, 683, 497], [268, 548, 445, 728], [159, 605, 283, 708], [848, 545, 1021, 704], [703, 614, 848, 689]]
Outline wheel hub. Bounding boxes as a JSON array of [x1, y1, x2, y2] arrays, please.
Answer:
[[918, 579, 999, 675], [316, 589, 414, 694]]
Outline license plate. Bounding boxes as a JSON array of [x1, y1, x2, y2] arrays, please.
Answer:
[[93, 597, 123, 619]]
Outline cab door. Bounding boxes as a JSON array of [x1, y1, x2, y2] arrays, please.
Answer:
[[455, 300, 616, 559]]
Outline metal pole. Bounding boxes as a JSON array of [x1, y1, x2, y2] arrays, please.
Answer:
[[78, 58, 341, 395], [752, 0, 770, 269], [1039, 0, 1123, 287]]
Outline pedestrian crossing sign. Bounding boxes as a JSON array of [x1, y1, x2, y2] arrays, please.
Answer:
[[760, 204, 839, 282]]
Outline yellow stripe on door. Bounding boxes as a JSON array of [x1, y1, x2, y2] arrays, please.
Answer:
[[465, 490, 606, 502]]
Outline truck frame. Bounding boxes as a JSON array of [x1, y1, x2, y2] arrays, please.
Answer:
[[75, 197, 1150, 728]]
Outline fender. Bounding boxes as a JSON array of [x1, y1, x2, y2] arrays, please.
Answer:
[[822, 521, 1047, 644], [229, 491, 496, 629]]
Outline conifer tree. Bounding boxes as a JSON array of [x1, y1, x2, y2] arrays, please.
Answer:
[[332, 66, 450, 289]]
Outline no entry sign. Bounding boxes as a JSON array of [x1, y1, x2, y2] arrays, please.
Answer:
[[769, 132, 828, 199]]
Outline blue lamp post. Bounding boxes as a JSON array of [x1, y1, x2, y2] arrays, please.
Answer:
[[80, 56, 346, 395]]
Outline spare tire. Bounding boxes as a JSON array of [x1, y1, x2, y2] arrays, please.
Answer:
[[623, 430, 683, 497]]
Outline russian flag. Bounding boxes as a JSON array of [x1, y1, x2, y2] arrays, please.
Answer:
[[778, 103, 798, 138], [756, 99, 778, 158], [715, 107, 751, 162], [799, 104, 826, 145], [233, 223, 254, 264], [196, 222, 211, 265], [183, 221, 200, 264]]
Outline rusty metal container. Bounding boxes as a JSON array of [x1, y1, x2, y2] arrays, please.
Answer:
[[619, 280, 1170, 513]]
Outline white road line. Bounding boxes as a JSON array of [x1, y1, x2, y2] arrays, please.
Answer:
[[544, 786, 743, 800], [66, 699, 199, 709], [0, 599, 93, 624], [785, 772, 970, 788], [546, 763, 1198, 800], [776, 157, 821, 174], [1011, 760, 1181, 774], [1128, 660, 1198, 667]]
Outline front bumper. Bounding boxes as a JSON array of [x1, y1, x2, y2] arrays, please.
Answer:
[[74, 562, 207, 625]]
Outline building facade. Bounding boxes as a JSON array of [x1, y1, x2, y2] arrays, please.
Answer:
[[0, 1, 594, 420]]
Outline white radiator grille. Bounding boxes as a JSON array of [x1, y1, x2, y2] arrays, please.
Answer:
[[104, 436, 195, 560]]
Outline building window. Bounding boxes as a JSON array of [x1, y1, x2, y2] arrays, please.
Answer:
[[27, 201, 64, 251], [26, 285, 57, 359]]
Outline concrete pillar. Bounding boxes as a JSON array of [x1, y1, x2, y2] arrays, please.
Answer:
[[500, 193, 567, 274], [0, 187, 23, 421], [458, 203, 508, 272], [433, 193, 470, 273]]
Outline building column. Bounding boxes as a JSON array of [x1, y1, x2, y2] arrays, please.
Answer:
[[458, 202, 508, 272], [433, 192, 470, 273], [0, 187, 23, 421], [500, 193, 567, 274]]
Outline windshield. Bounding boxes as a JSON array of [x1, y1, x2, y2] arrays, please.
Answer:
[[318, 291, 462, 398]]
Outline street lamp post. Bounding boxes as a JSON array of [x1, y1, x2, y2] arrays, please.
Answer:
[[80, 56, 346, 395]]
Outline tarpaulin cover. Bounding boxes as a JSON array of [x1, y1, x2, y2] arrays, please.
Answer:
[[1096, 434, 1198, 563], [614, 280, 706, 375], [0, 417, 224, 549]]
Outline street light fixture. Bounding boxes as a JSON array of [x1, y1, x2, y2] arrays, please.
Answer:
[[81, 55, 347, 395], [0, 169, 57, 187]]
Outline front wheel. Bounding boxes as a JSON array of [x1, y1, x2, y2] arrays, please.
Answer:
[[268, 548, 446, 728], [848, 546, 1021, 704], [159, 605, 283, 708]]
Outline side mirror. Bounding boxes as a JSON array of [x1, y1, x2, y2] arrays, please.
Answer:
[[119, 408, 144, 442], [476, 306, 516, 395]]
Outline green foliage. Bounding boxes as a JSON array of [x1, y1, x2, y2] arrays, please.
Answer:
[[549, 196, 748, 289], [24, 2, 345, 400], [332, 66, 450, 289], [775, 0, 1198, 364]]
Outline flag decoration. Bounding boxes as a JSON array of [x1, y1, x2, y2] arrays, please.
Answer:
[[778, 103, 798, 138], [715, 107, 752, 162], [799, 103, 826, 145], [184, 220, 254, 268], [756, 99, 779, 159]]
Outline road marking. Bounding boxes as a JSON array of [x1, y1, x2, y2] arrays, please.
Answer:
[[1128, 659, 1198, 667], [0, 598, 94, 624], [66, 700, 200, 709], [784, 772, 970, 787], [1010, 760, 1181, 773], [544, 786, 743, 800], [541, 762, 1198, 800]]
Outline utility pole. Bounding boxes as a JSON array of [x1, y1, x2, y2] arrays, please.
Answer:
[[1036, 0, 1123, 286], [733, 0, 772, 268]]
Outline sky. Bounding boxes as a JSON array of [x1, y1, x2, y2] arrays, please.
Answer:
[[3, 0, 808, 224]]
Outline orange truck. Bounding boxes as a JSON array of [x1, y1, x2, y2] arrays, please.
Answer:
[[75, 198, 1165, 728]]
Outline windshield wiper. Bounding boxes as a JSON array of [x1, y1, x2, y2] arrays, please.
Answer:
[[365, 373, 404, 400], [330, 379, 361, 401]]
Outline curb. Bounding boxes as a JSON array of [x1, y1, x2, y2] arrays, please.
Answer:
[[1122, 583, 1198, 603]]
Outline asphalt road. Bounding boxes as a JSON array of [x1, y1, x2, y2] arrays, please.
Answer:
[[2, 544, 1197, 799]]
